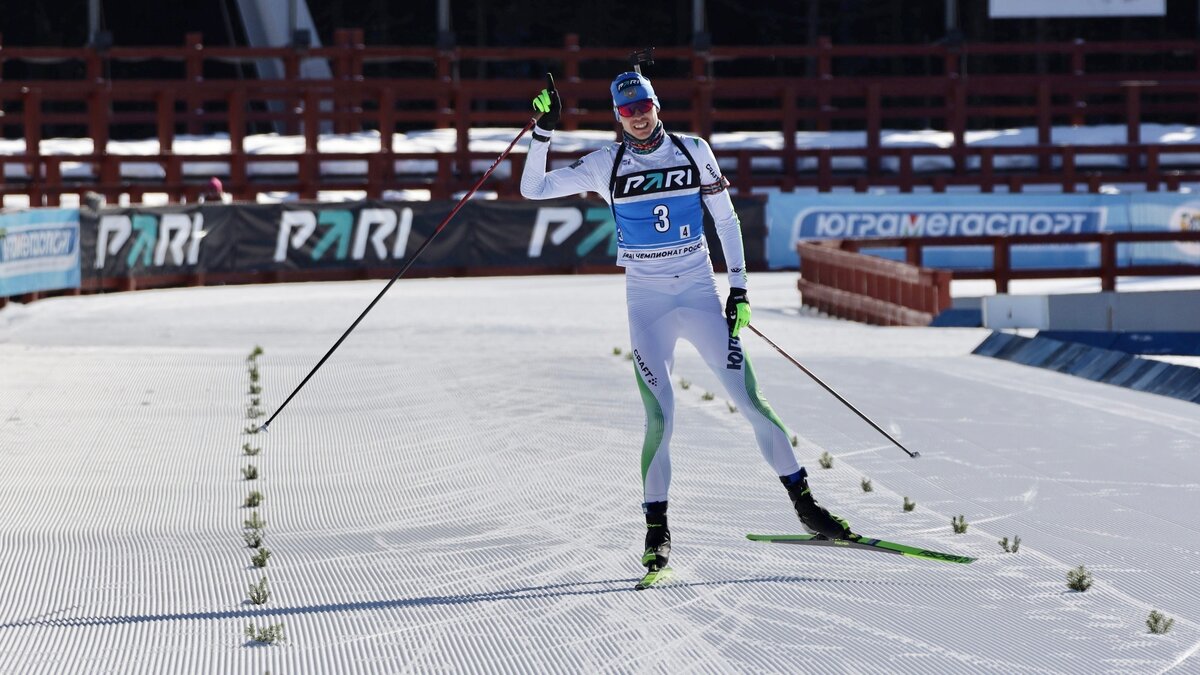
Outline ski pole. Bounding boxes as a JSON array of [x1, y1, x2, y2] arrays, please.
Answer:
[[258, 115, 541, 433], [745, 323, 920, 459]]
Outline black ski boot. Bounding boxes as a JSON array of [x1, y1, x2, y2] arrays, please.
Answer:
[[781, 468, 856, 540], [641, 501, 671, 570]]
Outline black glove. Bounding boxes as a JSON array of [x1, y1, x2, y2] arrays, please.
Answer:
[[532, 73, 561, 132], [725, 288, 750, 338]]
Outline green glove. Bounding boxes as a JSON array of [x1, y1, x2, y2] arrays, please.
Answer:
[[531, 73, 561, 131], [725, 288, 751, 338]]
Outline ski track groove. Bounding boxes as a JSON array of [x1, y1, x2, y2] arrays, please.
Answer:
[[748, 352, 1200, 624], [0, 276, 1195, 672], [666, 314, 1197, 672]]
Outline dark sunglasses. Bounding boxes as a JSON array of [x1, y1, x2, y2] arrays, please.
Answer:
[[617, 100, 656, 118]]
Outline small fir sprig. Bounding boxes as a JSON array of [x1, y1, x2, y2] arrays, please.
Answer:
[[951, 515, 968, 534], [1146, 610, 1174, 635], [251, 547, 272, 569], [243, 511, 266, 530], [242, 464, 259, 480], [860, 477, 873, 492], [818, 452, 834, 469], [701, 391, 715, 401], [243, 528, 263, 548], [680, 379, 691, 390], [244, 621, 285, 645], [243, 443, 261, 456], [790, 434, 798, 447], [1066, 565, 1093, 592], [247, 576, 270, 604], [726, 401, 738, 413], [999, 535, 1021, 553], [612, 346, 622, 356], [246, 345, 264, 362], [903, 496, 916, 512], [243, 491, 262, 508]]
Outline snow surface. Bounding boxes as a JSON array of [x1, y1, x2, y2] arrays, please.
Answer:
[[1, 273, 1198, 673], [5, 123, 1200, 207]]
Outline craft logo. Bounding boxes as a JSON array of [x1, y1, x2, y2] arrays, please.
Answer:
[[633, 348, 657, 386], [95, 213, 204, 269], [792, 206, 1105, 241], [274, 207, 414, 262]]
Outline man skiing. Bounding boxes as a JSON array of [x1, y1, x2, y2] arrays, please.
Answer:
[[520, 72, 855, 586]]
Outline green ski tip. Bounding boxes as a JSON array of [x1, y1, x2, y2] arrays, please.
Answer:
[[634, 566, 675, 590], [747, 533, 975, 564]]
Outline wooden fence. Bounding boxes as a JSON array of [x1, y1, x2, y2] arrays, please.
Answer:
[[5, 32, 1200, 203], [832, 231, 1200, 293], [796, 242, 952, 326]]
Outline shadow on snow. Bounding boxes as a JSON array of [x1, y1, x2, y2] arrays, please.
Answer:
[[0, 574, 922, 628]]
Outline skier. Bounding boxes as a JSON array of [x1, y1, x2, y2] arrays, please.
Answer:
[[521, 72, 855, 584]]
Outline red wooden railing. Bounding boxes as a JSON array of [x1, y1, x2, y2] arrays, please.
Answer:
[[5, 32, 1200, 203], [834, 231, 1200, 292], [796, 241, 953, 326]]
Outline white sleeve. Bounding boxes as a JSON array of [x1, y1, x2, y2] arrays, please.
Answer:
[[694, 138, 748, 290], [520, 131, 611, 201]]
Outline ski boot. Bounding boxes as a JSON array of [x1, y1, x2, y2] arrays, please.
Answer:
[[781, 468, 856, 541], [636, 501, 673, 590], [641, 501, 671, 570]]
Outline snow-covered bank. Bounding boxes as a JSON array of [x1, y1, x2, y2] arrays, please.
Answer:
[[0, 273, 1196, 673]]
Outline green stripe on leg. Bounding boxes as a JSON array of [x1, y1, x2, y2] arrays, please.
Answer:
[[634, 362, 666, 486], [742, 355, 790, 436]]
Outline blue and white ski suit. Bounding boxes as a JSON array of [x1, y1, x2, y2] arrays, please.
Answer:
[[521, 129, 800, 502]]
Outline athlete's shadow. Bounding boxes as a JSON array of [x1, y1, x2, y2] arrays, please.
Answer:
[[0, 574, 917, 628]]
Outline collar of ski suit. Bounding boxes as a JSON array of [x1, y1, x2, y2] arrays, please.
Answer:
[[623, 122, 666, 155]]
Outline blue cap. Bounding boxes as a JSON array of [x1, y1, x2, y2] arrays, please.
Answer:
[[610, 71, 660, 111]]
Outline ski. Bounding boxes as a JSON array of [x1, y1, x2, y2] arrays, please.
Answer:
[[634, 566, 675, 590], [746, 533, 976, 564]]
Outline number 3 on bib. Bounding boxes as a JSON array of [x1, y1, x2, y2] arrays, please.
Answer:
[[653, 204, 691, 239], [653, 204, 671, 232]]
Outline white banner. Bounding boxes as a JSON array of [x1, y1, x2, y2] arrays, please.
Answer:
[[989, 0, 1165, 18]]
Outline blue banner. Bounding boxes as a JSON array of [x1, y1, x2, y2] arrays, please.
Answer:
[[0, 209, 82, 297], [765, 192, 1200, 270]]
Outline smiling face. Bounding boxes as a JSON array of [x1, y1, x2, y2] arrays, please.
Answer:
[[618, 101, 660, 140]]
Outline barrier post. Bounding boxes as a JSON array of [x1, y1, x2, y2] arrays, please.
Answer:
[[1100, 232, 1117, 291]]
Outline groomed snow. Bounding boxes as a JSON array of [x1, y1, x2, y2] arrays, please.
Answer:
[[0, 273, 1197, 673]]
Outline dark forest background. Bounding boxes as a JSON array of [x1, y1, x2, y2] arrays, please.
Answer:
[[1, 0, 1197, 49]]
